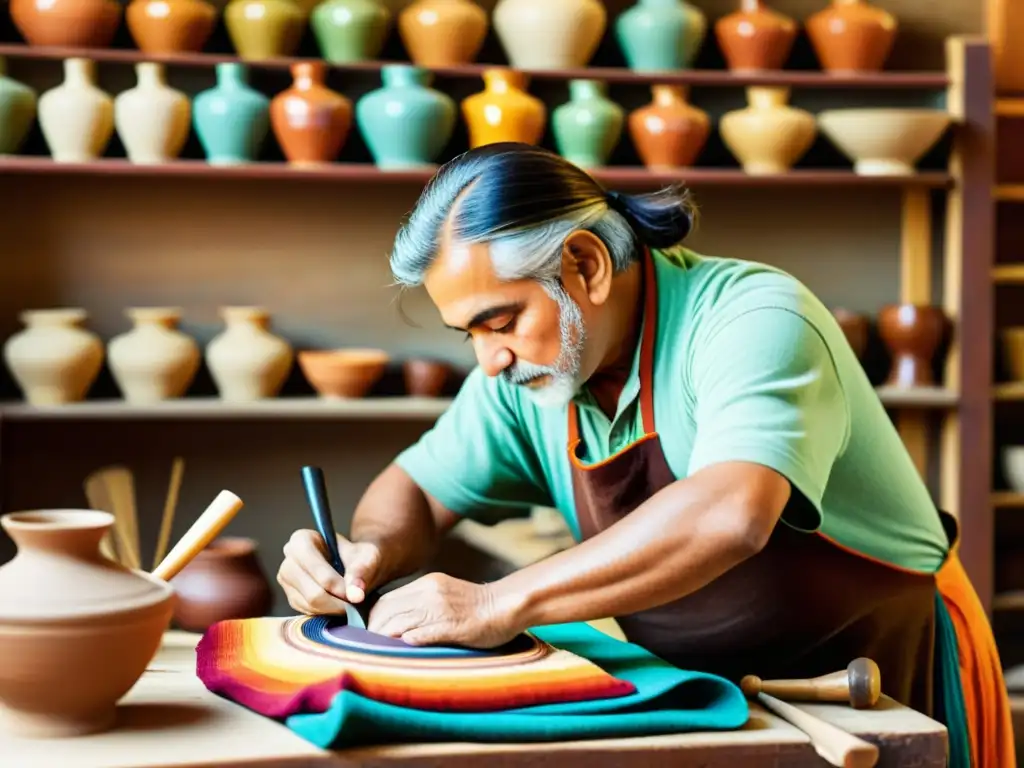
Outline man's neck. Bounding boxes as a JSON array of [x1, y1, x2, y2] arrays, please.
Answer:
[[584, 261, 645, 418]]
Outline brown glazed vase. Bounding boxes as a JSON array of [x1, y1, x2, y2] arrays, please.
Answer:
[[877, 304, 947, 387], [270, 62, 353, 165], [714, 0, 797, 72], [170, 537, 274, 633], [126, 0, 217, 53], [806, 0, 897, 73], [398, 0, 488, 67], [403, 358, 450, 396], [628, 85, 710, 169], [10, 0, 122, 47], [831, 307, 869, 361]]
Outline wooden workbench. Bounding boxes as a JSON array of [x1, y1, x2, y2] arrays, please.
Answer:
[[1, 630, 947, 768]]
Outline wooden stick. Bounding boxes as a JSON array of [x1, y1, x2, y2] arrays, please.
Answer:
[[152, 490, 244, 581], [153, 457, 185, 571], [740, 658, 882, 709], [754, 692, 879, 768]]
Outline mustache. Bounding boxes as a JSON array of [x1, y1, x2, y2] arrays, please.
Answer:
[[502, 360, 556, 385]]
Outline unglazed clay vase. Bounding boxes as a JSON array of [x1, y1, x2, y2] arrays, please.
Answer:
[[170, 537, 273, 633], [720, 86, 815, 174], [356, 65, 456, 169], [714, 0, 796, 72], [298, 348, 389, 398], [2, 309, 104, 405], [206, 306, 294, 401], [10, 0, 122, 47], [0, 510, 173, 738], [817, 108, 950, 176], [403, 358, 450, 396], [224, 0, 305, 59], [114, 62, 191, 164], [628, 85, 710, 169], [107, 307, 201, 403], [0, 58, 37, 155], [398, 0, 488, 66], [38, 58, 114, 163], [311, 0, 391, 63], [615, 0, 706, 71], [193, 62, 270, 165], [126, 0, 217, 53], [461, 69, 546, 148], [877, 304, 946, 388], [806, 0, 897, 73], [270, 62, 352, 165], [492, 0, 605, 69], [831, 307, 869, 361], [552, 80, 623, 169]]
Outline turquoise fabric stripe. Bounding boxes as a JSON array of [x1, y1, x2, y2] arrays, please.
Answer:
[[933, 592, 971, 768], [285, 622, 750, 749]]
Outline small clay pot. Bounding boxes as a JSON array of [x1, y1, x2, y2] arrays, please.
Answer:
[[298, 348, 389, 398], [714, 0, 797, 72], [805, 0, 897, 73], [126, 0, 218, 53], [831, 307, 869, 361], [877, 304, 947, 388], [628, 85, 710, 169], [270, 62, 353, 165], [403, 358, 450, 396], [10, 0, 122, 47]]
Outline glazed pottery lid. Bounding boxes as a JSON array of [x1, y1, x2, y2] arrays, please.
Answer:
[[0, 510, 173, 622]]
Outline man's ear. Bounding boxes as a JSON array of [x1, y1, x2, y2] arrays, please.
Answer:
[[562, 230, 614, 306]]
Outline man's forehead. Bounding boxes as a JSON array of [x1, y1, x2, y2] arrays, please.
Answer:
[[425, 236, 504, 296]]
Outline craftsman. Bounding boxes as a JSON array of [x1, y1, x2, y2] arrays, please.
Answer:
[[277, 143, 1013, 766]]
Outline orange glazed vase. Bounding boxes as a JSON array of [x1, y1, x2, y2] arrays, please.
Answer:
[[461, 69, 546, 149], [398, 0, 489, 67], [126, 0, 218, 53], [10, 0, 122, 47], [628, 85, 709, 169], [806, 0, 897, 73], [714, 0, 796, 72], [270, 62, 353, 165]]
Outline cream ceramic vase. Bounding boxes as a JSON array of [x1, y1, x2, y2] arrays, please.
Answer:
[[719, 86, 815, 174], [115, 62, 191, 164], [108, 307, 201, 403], [205, 306, 293, 401], [38, 58, 114, 163], [2, 308, 104, 406], [492, 0, 606, 69]]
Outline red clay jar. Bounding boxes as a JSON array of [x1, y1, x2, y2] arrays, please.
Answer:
[[270, 62, 353, 165], [298, 348, 389, 398], [403, 359, 450, 396], [628, 84, 710, 169], [126, 0, 218, 53], [831, 307, 869, 361], [877, 304, 947, 388], [714, 0, 797, 72], [10, 0, 122, 47], [805, 0, 897, 73]]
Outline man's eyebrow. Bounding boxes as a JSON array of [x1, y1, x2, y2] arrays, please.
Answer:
[[445, 303, 523, 332]]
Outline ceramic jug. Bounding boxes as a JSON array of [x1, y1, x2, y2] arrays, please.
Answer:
[[878, 304, 946, 387], [628, 85, 709, 169], [311, 0, 391, 63], [114, 62, 191, 164], [126, 0, 217, 53], [552, 80, 623, 169], [719, 86, 815, 175], [492, 0, 605, 69], [270, 62, 352, 165], [356, 65, 456, 169], [193, 63, 270, 165], [2, 308, 104, 405], [10, 0, 122, 47], [38, 58, 114, 163], [224, 0, 305, 59], [461, 69, 546, 149], [806, 0, 897, 73], [0, 58, 37, 155], [398, 0, 488, 66], [714, 0, 796, 72], [107, 307, 200, 403], [205, 306, 293, 401], [615, 0, 706, 71]]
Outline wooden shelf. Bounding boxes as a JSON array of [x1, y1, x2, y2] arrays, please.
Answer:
[[994, 591, 1024, 611], [0, 44, 952, 89], [873, 386, 958, 408], [993, 492, 1024, 507], [995, 185, 1024, 201], [993, 264, 1024, 283], [994, 382, 1024, 400], [996, 98, 1024, 117]]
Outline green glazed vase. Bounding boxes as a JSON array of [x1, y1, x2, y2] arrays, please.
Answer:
[[0, 57, 37, 155], [615, 0, 707, 71], [552, 80, 623, 169], [310, 0, 391, 63], [193, 63, 270, 165], [356, 65, 456, 169]]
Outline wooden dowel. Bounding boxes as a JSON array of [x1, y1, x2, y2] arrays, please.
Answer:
[[755, 692, 879, 768], [152, 490, 243, 581]]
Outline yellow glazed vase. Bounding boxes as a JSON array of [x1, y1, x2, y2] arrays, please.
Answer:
[[719, 86, 815, 174], [460, 68, 546, 149], [224, 0, 304, 59]]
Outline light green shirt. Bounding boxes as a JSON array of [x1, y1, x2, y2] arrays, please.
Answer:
[[396, 248, 950, 573]]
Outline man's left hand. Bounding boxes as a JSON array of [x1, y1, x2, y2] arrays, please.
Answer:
[[365, 572, 524, 648]]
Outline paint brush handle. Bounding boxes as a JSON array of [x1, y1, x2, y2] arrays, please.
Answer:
[[152, 490, 244, 581], [755, 692, 879, 768], [300, 465, 345, 574]]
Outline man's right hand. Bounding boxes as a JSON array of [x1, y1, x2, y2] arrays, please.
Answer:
[[277, 529, 383, 615]]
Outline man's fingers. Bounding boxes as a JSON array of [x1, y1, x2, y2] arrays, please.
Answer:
[[284, 529, 349, 600], [278, 557, 352, 616], [339, 541, 382, 603]]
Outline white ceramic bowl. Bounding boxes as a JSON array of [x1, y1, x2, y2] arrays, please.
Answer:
[[1004, 447, 1024, 493], [816, 109, 951, 176]]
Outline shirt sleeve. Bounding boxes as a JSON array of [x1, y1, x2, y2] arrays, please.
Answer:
[[394, 366, 553, 519], [686, 306, 849, 531]]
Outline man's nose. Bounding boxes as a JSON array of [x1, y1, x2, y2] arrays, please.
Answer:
[[475, 337, 513, 378]]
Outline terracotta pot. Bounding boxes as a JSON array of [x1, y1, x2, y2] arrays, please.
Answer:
[[403, 358, 450, 396], [114, 62, 192, 165], [170, 537, 273, 633], [270, 62, 353, 165], [10, 0, 122, 47], [714, 0, 796, 72], [461, 68, 546, 149], [831, 307, 868, 361], [492, 0, 605, 69], [298, 348, 389, 398], [398, 0, 488, 66], [126, 0, 217, 53], [205, 306, 294, 401], [107, 307, 200, 403], [720, 86, 815, 174], [877, 304, 947, 388], [628, 84, 709, 169], [224, 0, 305, 59], [1001, 328, 1024, 382], [806, 0, 897, 73], [38, 58, 114, 163], [0, 510, 173, 737]]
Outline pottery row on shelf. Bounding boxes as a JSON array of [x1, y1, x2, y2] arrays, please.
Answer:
[[0, 57, 952, 174], [0, 306, 455, 406], [6, 0, 899, 74]]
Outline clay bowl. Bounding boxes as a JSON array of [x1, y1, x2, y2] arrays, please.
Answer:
[[403, 358, 451, 397], [1002, 446, 1024, 493], [816, 109, 951, 176], [1001, 328, 1024, 382], [298, 348, 389, 398]]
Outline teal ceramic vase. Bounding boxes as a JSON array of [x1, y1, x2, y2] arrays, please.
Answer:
[[310, 0, 391, 63], [0, 57, 37, 155], [552, 80, 623, 169], [615, 0, 707, 71], [356, 65, 456, 169], [193, 63, 270, 165]]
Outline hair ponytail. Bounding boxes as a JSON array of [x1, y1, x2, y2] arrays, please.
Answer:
[[604, 186, 696, 249]]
